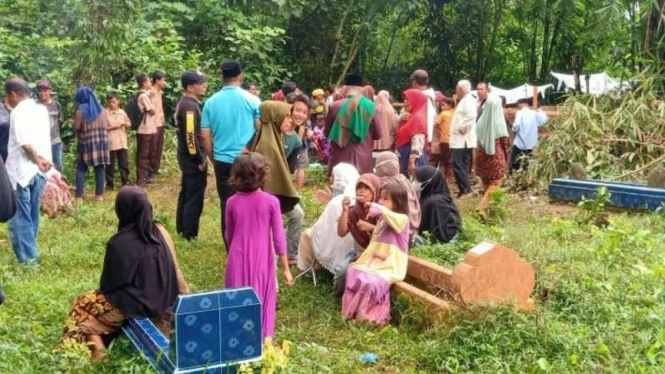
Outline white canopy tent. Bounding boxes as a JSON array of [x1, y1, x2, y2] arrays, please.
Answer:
[[470, 83, 554, 105], [549, 71, 626, 96], [489, 83, 553, 104]]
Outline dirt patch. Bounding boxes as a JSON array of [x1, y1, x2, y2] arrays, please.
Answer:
[[546, 202, 579, 217]]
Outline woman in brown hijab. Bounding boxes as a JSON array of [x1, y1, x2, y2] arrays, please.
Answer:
[[333, 173, 382, 297], [373, 91, 397, 151]]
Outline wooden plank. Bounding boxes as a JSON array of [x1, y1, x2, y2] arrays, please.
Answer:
[[394, 281, 453, 314], [406, 255, 458, 295]]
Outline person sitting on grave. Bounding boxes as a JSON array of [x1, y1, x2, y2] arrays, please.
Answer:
[[413, 165, 461, 244], [59, 186, 189, 361], [374, 151, 421, 243], [341, 181, 411, 325], [296, 162, 359, 279], [334, 173, 382, 297]]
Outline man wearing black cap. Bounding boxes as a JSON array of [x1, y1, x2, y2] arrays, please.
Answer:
[[324, 73, 383, 175], [201, 59, 260, 246], [175, 70, 208, 240]]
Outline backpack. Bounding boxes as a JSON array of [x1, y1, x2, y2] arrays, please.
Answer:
[[126, 92, 146, 131]]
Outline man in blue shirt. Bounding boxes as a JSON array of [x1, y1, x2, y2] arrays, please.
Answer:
[[201, 60, 260, 247], [510, 98, 548, 173]]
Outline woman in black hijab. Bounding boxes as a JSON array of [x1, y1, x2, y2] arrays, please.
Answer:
[[414, 166, 462, 244], [60, 186, 188, 361]]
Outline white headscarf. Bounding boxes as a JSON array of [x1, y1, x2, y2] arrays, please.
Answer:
[[331, 162, 360, 198], [310, 163, 360, 274]]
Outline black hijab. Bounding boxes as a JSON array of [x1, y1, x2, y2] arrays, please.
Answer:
[[99, 186, 179, 318], [415, 166, 462, 243], [0, 157, 16, 223]]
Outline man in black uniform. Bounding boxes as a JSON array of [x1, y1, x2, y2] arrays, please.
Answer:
[[175, 70, 208, 240]]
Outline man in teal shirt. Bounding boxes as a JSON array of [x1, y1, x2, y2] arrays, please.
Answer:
[[201, 60, 260, 247]]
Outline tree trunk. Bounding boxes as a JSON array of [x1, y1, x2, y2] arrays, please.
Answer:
[[329, 0, 354, 84], [529, 8, 539, 82], [381, 12, 405, 72], [539, 0, 553, 81], [475, 3, 487, 81], [337, 10, 380, 85], [484, 0, 505, 79]]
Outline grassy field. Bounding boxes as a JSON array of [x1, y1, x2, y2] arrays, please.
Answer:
[[1, 159, 664, 373]]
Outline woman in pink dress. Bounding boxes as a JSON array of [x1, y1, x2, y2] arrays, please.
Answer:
[[224, 153, 294, 339], [342, 181, 411, 325]]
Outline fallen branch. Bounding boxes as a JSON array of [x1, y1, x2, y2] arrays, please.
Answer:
[[609, 154, 665, 180]]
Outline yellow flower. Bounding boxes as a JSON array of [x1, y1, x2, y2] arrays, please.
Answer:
[[238, 362, 253, 374], [281, 340, 292, 356]]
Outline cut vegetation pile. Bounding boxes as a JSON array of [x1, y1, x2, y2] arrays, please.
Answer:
[[521, 77, 665, 189]]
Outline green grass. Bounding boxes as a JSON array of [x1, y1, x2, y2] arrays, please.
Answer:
[[1, 159, 665, 373]]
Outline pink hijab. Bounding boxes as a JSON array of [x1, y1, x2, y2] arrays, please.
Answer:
[[373, 90, 397, 151]]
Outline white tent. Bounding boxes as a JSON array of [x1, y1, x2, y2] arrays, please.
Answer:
[[470, 83, 553, 104], [549, 71, 624, 96], [489, 83, 553, 104]]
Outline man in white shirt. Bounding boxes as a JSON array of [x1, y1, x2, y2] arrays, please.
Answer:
[[449, 80, 477, 198], [4, 78, 52, 264], [409, 69, 437, 164], [510, 98, 548, 173]]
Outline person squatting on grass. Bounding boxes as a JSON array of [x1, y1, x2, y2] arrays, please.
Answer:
[[59, 186, 189, 362]]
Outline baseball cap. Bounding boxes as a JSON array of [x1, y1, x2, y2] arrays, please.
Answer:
[[181, 70, 207, 89], [312, 88, 325, 97], [36, 80, 52, 90], [221, 60, 242, 79]]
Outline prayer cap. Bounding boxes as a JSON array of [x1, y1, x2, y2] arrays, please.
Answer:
[[344, 74, 363, 87], [221, 60, 242, 79]]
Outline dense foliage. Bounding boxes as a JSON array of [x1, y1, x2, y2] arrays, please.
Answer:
[[2, 0, 664, 99]]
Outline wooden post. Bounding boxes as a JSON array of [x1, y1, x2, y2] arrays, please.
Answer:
[[532, 85, 539, 108]]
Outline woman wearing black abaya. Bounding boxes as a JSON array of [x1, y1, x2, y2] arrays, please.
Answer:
[[59, 186, 189, 361], [414, 166, 462, 244]]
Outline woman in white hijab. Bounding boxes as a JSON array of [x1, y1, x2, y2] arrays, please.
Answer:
[[297, 163, 360, 277]]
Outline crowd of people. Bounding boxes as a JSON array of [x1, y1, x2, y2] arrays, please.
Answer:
[[0, 59, 549, 360]]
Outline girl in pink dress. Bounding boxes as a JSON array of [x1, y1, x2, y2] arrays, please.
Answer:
[[225, 153, 294, 339], [342, 181, 411, 325]]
